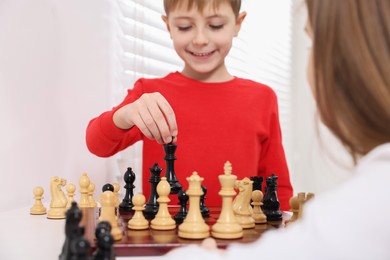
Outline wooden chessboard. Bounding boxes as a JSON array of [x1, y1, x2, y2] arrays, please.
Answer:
[[80, 206, 289, 257]]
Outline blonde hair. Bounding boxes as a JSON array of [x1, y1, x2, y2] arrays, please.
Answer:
[[163, 0, 241, 17], [306, 0, 390, 161]]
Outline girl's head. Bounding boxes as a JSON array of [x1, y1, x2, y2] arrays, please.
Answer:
[[305, 0, 390, 160], [164, 0, 241, 17]]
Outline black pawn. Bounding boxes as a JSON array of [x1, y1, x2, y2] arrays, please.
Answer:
[[262, 174, 282, 221], [200, 185, 210, 218], [143, 163, 162, 220], [174, 189, 188, 224], [119, 167, 136, 212], [92, 221, 115, 260], [59, 201, 84, 260], [70, 236, 90, 260], [102, 183, 114, 193], [163, 142, 182, 194], [250, 176, 263, 192]]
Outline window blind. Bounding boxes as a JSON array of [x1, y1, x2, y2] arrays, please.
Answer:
[[111, 0, 294, 189]]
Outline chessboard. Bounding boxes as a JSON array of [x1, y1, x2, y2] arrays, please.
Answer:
[[80, 206, 289, 257]]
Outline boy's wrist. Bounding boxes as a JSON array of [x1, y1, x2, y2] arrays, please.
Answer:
[[113, 106, 134, 130]]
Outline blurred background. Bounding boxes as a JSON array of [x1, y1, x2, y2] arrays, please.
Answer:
[[0, 0, 353, 212]]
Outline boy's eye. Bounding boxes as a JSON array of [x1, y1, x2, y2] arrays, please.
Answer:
[[178, 26, 192, 31], [210, 24, 224, 30]]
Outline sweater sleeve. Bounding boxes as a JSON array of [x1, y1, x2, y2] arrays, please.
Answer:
[[85, 80, 145, 157], [259, 90, 293, 211]]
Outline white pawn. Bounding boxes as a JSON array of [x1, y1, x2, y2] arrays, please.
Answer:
[[88, 182, 98, 207], [178, 172, 210, 239], [150, 177, 176, 230], [128, 193, 149, 230], [78, 173, 90, 208], [251, 190, 267, 224], [30, 186, 47, 215], [65, 183, 76, 209], [99, 190, 122, 241]]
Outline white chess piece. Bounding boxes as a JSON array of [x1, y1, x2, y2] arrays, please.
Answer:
[[150, 177, 176, 230], [128, 193, 149, 230], [30, 186, 47, 215], [78, 173, 90, 208], [99, 190, 123, 241]]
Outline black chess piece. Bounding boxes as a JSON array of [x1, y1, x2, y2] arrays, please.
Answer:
[[70, 235, 90, 260], [174, 189, 188, 224], [143, 163, 162, 220], [200, 185, 210, 218], [102, 183, 114, 193], [163, 141, 182, 194], [92, 221, 115, 260], [59, 201, 84, 260], [262, 174, 282, 221], [119, 167, 136, 212], [250, 176, 263, 192]]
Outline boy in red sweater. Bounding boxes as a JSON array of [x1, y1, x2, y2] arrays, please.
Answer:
[[86, 0, 293, 210]]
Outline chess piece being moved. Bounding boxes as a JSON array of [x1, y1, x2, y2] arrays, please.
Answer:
[[144, 163, 162, 220], [262, 174, 282, 221], [178, 172, 210, 239], [128, 193, 149, 230], [212, 162, 243, 239], [47, 176, 68, 219], [78, 173, 91, 208], [232, 177, 255, 228], [251, 190, 267, 224], [150, 177, 176, 230], [174, 189, 188, 224], [163, 142, 182, 194], [65, 183, 76, 209], [99, 190, 122, 241], [92, 221, 115, 260], [30, 186, 47, 215], [119, 167, 136, 212]]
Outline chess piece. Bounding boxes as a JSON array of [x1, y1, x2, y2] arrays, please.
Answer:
[[47, 176, 68, 219], [163, 142, 182, 194], [92, 221, 115, 260], [119, 167, 136, 212], [150, 177, 176, 230], [251, 190, 267, 224], [297, 192, 315, 220], [212, 162, 243, 239], [59, 201, 84, 260], [250, 176, 263, 192], [70, 236, 90, 260], [65, 183, 76, 209], [144, 163, 162, 220], [178, 172, 210, 239], [287, 194, 299, 224], [78, 173, 91, 208], [128, 193, 149, 230], [112, 182, 120, 208], [233, 177, 255, 228], [174, 189, 188, 224], [262, 174, 283, 221], [99, 190, 123, 241], [30, 186, 47, 215], [200, 185, 210, 218], [88, 182, 98, 208]]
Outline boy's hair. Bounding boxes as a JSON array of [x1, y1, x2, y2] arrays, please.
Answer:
[[306, 0, 390, 160], [163, 0, 241, 17]]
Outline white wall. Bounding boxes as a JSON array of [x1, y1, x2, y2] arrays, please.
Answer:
[[0, 0, 112, 211]]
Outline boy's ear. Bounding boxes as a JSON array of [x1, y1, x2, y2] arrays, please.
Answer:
[[162, 15, 171, 34], [234, 11, 247, 37]]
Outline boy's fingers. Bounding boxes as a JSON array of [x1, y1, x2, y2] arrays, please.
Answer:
[[157, 97, 178, 139]]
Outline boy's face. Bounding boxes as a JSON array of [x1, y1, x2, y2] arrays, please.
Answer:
[[162, 1, 246, 81]]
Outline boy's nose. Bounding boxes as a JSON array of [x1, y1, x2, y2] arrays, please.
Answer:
[[192, 29, 209, 45]]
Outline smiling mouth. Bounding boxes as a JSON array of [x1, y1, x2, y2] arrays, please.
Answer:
[[189, 50, 215, 57]]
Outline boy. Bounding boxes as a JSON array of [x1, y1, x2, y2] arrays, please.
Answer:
[[86, 0, 293, 210]]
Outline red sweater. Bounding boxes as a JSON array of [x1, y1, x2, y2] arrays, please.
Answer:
[[86, 72, 293, 210]]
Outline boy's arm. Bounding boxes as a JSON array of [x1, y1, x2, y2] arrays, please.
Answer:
[[259, 91, 293, 211]]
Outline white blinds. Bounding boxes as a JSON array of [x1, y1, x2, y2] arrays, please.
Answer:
[[111, 0, 294, 186]]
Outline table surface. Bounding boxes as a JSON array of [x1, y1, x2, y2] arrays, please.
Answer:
[[0, 206, 290, 260]]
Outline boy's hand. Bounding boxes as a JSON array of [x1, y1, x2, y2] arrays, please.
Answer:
[[113, 92, 178, 144]]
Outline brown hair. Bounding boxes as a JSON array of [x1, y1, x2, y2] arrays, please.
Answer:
[[163, 0, 241, 17], [306, 0, 390, 161]]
